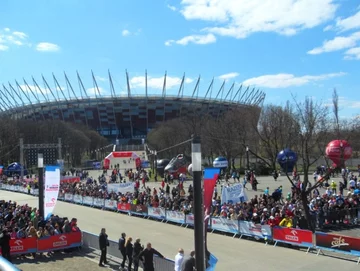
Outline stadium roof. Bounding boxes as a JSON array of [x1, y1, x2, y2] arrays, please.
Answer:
[[0, 70, 266, 114]]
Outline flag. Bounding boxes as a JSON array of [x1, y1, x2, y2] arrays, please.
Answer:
[[203, 168, 220, 214]]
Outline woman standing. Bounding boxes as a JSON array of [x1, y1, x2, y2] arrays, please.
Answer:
[[125, 237, 133, 271]]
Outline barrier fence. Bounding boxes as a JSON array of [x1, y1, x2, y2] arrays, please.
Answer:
[[2, 183, 360, 265], [0, 232, 81, 256], [82, 231, 175, 271]]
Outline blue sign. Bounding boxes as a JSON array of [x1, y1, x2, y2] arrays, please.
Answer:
[[277, 149, 297, 172]]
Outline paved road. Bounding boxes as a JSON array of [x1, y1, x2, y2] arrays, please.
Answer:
[[3, 191, 359, 271], [13, 251, 106, 271]]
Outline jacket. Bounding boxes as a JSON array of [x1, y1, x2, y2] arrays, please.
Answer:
[[99, 233, 108, 250], [119, 237, 125, 252]]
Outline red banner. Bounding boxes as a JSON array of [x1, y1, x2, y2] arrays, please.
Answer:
[[117, 202, 131, 212], [273, 227, 313, 246], [315, 232, 360, 253], [37, 232, 82, 252], [0, 237, 37, 255]]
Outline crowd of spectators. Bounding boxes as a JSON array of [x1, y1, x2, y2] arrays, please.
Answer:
[[1, 166, 360, 232]]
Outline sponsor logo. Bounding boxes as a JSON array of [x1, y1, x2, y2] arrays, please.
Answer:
[[331, 236, 349, 248], [284, 230, 299, 242], [11, 240, 24, 252], [53, 235, 67, 247]]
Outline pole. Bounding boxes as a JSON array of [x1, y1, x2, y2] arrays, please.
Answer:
[[192, 136, 205, 271], [20, 138, 24, 180], [246, 146, 250, 170], [154, 151, 158, 179], [38, 153, 45, 219]]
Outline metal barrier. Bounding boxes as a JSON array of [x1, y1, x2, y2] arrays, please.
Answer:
[[2, 183, 360, 265], [82, 231, 175, 270]]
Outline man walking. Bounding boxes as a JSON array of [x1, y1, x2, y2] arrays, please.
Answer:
[[181, 250, 195, 271], [174, 248, 184, 271], [119, 232, 127, 269], [139, 242, 164, 271], [98, 228, 109, 267]]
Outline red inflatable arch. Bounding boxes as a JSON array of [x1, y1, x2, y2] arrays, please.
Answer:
[[103, 151, 141, 169]]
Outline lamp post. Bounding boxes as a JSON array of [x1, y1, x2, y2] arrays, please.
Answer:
[[246, 146, 250, 171], [191, 136, 205, 271], [154, 150, 158, 179], [38, 153, 44, 220], [340, 140, 344, 169]]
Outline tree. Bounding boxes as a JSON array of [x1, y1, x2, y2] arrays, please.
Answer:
[[287, 97, 330, 231], [255, 103, 300, 170]]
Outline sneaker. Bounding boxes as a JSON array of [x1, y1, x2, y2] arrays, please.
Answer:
[[99, 263, 105, 267]]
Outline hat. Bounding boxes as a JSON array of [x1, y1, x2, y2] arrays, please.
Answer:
[[270, 216, 274, 219], [263, 208, 268, 212], [253, 213, 258, 216]]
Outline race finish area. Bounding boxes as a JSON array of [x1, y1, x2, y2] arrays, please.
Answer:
[[1, 190, 357, 271]]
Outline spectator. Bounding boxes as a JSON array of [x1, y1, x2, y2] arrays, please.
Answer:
[[139, 242, 164, 271], [181, 250, 195, 271], [98, 228, 109, 267], [125, 237, 133, 271], [133, 238, 143, 271], [0, 229, 11, 262], [174, 248, 184, 271], [118, 232, 126, 269]]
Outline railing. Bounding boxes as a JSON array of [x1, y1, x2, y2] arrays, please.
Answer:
[[2, 183, 360, 265]]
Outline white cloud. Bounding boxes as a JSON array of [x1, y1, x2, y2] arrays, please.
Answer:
[[307, 31, 360, 54], [326, 96, 360, 109], [130, 75, 193, 89], [87, 87, 106, 96], [323, 25, 333, 31], [95, 76, 107, 82], [122, 29, 130, 36], [12, 31, 27, 39], [19, 84, 50, 95], [335, 11, 360, 32], [242, 72, 346, 88], [165, 33, 216, 46], [167, 4, 177, 11], [178, 0, 338, 40], [344, 47, 360, 60], [3, 28, 10, 32], [0, 44, 9, 51], [218, 72, 239, 81], [36, 42, 60, 52]]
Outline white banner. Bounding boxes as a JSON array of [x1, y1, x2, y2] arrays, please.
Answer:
[[185, 214, 210, 226], [65, 193, 73, 201], [83, 196, 93, 206], [221, 183, 248, 204], [239, 221, 271, 239], [166, 211, 185, 224], [73, 194, 82, 204], [107, 182, 135, 194], [104, 199, 117, 210], [93, 198, 105, 207], [148, 207, 166, 220], [211, 217, 238, 234], [44, 166, 61, 220]]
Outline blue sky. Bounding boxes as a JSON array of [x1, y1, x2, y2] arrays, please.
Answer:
[[0, 0, 359, 117]]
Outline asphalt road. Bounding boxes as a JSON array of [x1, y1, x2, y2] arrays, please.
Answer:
[[3, 190, 360, 271]]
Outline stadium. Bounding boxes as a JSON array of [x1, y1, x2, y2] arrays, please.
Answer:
[[0, 71, 266, 143]]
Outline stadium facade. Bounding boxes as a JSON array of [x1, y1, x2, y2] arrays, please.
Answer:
[[0, 71, 265, 143]]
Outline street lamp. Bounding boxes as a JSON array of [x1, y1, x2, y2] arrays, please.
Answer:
[[154, 150, 158, 179], [246, 146, 250, 171], [38, 153, 44, 220]]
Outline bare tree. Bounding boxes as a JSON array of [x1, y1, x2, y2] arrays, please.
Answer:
[[255, 103, 300, 170]]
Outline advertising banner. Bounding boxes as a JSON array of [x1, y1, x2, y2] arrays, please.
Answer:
[[315, 232, 360, 254], [64, 194, 73, 201], [130, 204, 148, 215], [166, 211, 185, 224], [221, 183, 248, 204], [147, 207, 166, 220], [44, 166, 61, 220], [73, 194, 82, 204], [83, 196, 93, 206], [0, 238, 37, 255], [104, 199, 117, 210], [93, 198, 105, 207], [239, 221, 271, 239], [117, 203, 131, 212], [37, 232, 82, 252], [273, 227, 313, 247], [185, 214, 210, 227], [107, 182, 135, 194], [210, 217, 238, 234]]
